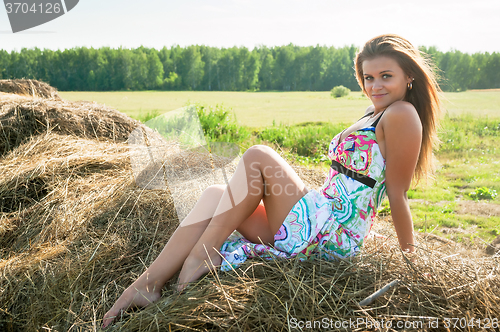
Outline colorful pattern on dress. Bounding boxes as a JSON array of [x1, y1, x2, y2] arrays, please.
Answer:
[[219, 117, 387, 272]]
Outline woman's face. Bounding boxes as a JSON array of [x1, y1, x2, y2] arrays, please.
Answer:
[[362, 56, 412, 112]]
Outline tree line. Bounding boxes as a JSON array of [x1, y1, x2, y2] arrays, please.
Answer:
[[0, 45, 498, 92]]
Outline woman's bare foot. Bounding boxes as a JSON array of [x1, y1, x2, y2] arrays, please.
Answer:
[[177, 247, 222, 292], [102, 278, 162, 328]]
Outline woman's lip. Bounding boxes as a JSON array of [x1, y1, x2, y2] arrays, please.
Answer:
[[372, 93, 387, 98]]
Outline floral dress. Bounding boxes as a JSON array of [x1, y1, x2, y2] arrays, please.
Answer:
[[219, 112, 387, 271]]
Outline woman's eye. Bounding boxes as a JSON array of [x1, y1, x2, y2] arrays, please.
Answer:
[[382, 74, 392, 78]]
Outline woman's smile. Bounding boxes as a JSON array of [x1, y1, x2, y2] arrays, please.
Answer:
[[362, 56, 412, 112]]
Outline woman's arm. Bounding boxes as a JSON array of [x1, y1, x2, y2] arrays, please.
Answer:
[[381, 101, 422, 253]]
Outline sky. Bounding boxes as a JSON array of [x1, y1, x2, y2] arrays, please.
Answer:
[[1, 0, 499, 54]]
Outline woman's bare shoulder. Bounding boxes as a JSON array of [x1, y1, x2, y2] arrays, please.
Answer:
[[383, 101, 421, 129], [386, 100, 417, 113]]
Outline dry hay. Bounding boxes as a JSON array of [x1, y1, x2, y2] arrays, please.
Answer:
[[0, 88, 499, 332], [0, 79, 61, 100], [0, 86, 142, 156]]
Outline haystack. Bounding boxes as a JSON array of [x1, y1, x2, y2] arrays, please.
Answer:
[[0, 79, 142, 156], [0, 83, 499, 331], [0, 79, 60, 100]]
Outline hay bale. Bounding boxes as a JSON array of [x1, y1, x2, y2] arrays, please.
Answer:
[[0, 132, 178, 331], [0, 91, 142, 156], [113, 222, 499, 332], [0, 79, 60, 100], [1, 131, 498, 331]]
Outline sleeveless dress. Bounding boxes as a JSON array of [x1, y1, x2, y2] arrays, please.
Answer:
[[219, 112, 387, 272]]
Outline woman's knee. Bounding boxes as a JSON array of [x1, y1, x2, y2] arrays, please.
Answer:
[[243, 145, 277, 165], [203, 184, 226, 199], [245, 145, 275, 156]]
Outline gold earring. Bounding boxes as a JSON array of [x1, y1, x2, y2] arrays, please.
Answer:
[[407, 82, 413, 90]]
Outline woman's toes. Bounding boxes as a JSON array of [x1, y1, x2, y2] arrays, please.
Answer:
[[101, 283, 162, 328], [102, 309, 119, 328]]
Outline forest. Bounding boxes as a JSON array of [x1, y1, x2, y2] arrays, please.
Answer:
[[0, 44, 499, 92]]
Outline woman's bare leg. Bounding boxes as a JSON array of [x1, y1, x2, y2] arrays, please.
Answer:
[[102, 187, 279, 327], [177, 145, 308, 290], [103, 145, 308, 327], [102, 184, 228, 328]]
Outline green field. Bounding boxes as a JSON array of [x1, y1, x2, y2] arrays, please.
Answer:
[[60, 90, 500, 128], [60, 90, 500, 243]]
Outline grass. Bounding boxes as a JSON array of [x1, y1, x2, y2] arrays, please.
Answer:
[[60, 90, 500, 127], [441, 89, 500, 118], [59, 90, 372, 128], [407, 152, 500, 242]]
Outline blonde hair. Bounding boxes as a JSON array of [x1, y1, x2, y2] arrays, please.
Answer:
[[354, 34, 442, 182]]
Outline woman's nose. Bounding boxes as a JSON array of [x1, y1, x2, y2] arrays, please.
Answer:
[[372, 79, 383, 91]]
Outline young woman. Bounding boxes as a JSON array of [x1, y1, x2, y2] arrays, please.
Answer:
[[102, 34, 441, 328]]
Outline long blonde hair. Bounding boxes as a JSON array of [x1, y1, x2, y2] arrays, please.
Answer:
[[354, 34, 442, 182]]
